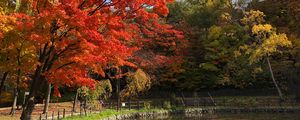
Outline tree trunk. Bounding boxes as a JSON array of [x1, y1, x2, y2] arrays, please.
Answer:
[[10, 69, 20, 115], [116, 79, 120, 111], [21, 66, 42, 120], [17, 89, 21, 110], [0, 72, 9, 98], [72, 90, 79, 112], [296, 86, 300, 103], [83, 100, 87, 116], [180, 92, 186, 107], [43, 84, 51, 114], [10, 88, 19, 115], [267, 57, 284, 100], [208, 92, 216, 106], [20, 96, 35, 120], [193, 91, 198, 106]]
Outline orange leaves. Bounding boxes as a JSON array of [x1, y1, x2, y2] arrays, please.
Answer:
[[0, 12, 38, 91], [0, 32, 3, 39], [106, 16, 124, 29], [94, 66, 106, 77], [29, 34, 42, 41], [53, 85, 61, 97], [46, 64, 96, 90], [166, 0, 175, 3], [0, 0, 186, 97], [153, 2, 169, 16], [0, 13, 16, 38], [117, 58, 137, 68], [111, 30, 132, 41]]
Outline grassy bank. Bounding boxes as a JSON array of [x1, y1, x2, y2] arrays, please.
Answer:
[[62, 105, 300, 120], [62, 108, 164, 120]]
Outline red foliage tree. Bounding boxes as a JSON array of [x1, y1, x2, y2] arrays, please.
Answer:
[[0, 0, 185, 119]]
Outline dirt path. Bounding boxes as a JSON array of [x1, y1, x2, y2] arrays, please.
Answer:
[[0, 102, 81, 120]]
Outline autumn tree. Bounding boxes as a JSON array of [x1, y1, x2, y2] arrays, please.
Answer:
[[0, 0, 184, 119], [249, 0, 300, 101], [120, 69, 151, 99], [165, 0, 255, 90], [0, 1, 37, 114], [237, 10, 292, 100], [164, 0, 292, 92], [0, 0, 16, 99], [77, 80, 112, 114]]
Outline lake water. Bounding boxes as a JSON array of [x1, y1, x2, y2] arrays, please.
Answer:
[[136, 113, 300, 120]]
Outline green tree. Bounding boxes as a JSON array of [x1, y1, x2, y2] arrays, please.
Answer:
[[166, 0, 292, 92], [167, 0, 261, 90], [238, 10, 292, 100], [250, 0, 300, 100]]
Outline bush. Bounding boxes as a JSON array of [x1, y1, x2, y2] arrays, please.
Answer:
[[163, 101, 171, 109], [143, 101, 151, 109], [170, 93, 177, 103]]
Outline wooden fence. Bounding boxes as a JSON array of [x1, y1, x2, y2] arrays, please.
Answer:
[[36, 97, 300, 120]]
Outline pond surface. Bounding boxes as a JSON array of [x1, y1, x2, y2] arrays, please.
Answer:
[[136, 113, 300, 120]]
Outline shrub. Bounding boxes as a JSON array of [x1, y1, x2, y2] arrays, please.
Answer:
[[143, 101, 151, 109], [163, 101, 171, 109]]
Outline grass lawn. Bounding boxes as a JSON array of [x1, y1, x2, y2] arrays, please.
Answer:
[[62, 109, 164, 120]]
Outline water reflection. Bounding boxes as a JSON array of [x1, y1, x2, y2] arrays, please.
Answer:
[[136, 113, 300, 120]]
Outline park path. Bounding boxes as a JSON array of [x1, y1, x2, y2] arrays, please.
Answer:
[[0, 101, 80, 120]]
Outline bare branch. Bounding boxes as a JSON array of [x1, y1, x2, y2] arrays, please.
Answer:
[[88, 0, 107, 16]]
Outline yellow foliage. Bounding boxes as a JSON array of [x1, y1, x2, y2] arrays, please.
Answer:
[[0, 0, 16, 12], [249, 33, 291, 63], [253, 67, 263, 74], [219, 12, 232, 23], [238, 10, 292, 64], [120, 69, 151, 99], [238, 45, 252, 55], [240, 10, 265, 26], [0, 11, 16, 38], [77, 80, 112, 107], [218, 74, 230, 86], [252, 24, 273, 34], [0, 7, 37, 88], [233, 50, 241, 57], [208, 25, 223, 40]]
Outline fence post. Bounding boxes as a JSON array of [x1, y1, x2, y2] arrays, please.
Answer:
[[118, 101, 122, 111], [45, 112, 48, 120], [52, 111, 54, 120], [84, 108, 87, 116], [109, 102, 111, 109], [58, 109, 60, 120], [71, 109, 73, 116], [39, 114, 42, 120], [84, 101, 87, 116], [199, 99, 202, 107], [128, 100, 131, 110], [63, 108, 65, 118], [137, 100, 140, 110], [80, 106, 82, 116], [96, 103, 98, 110]]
